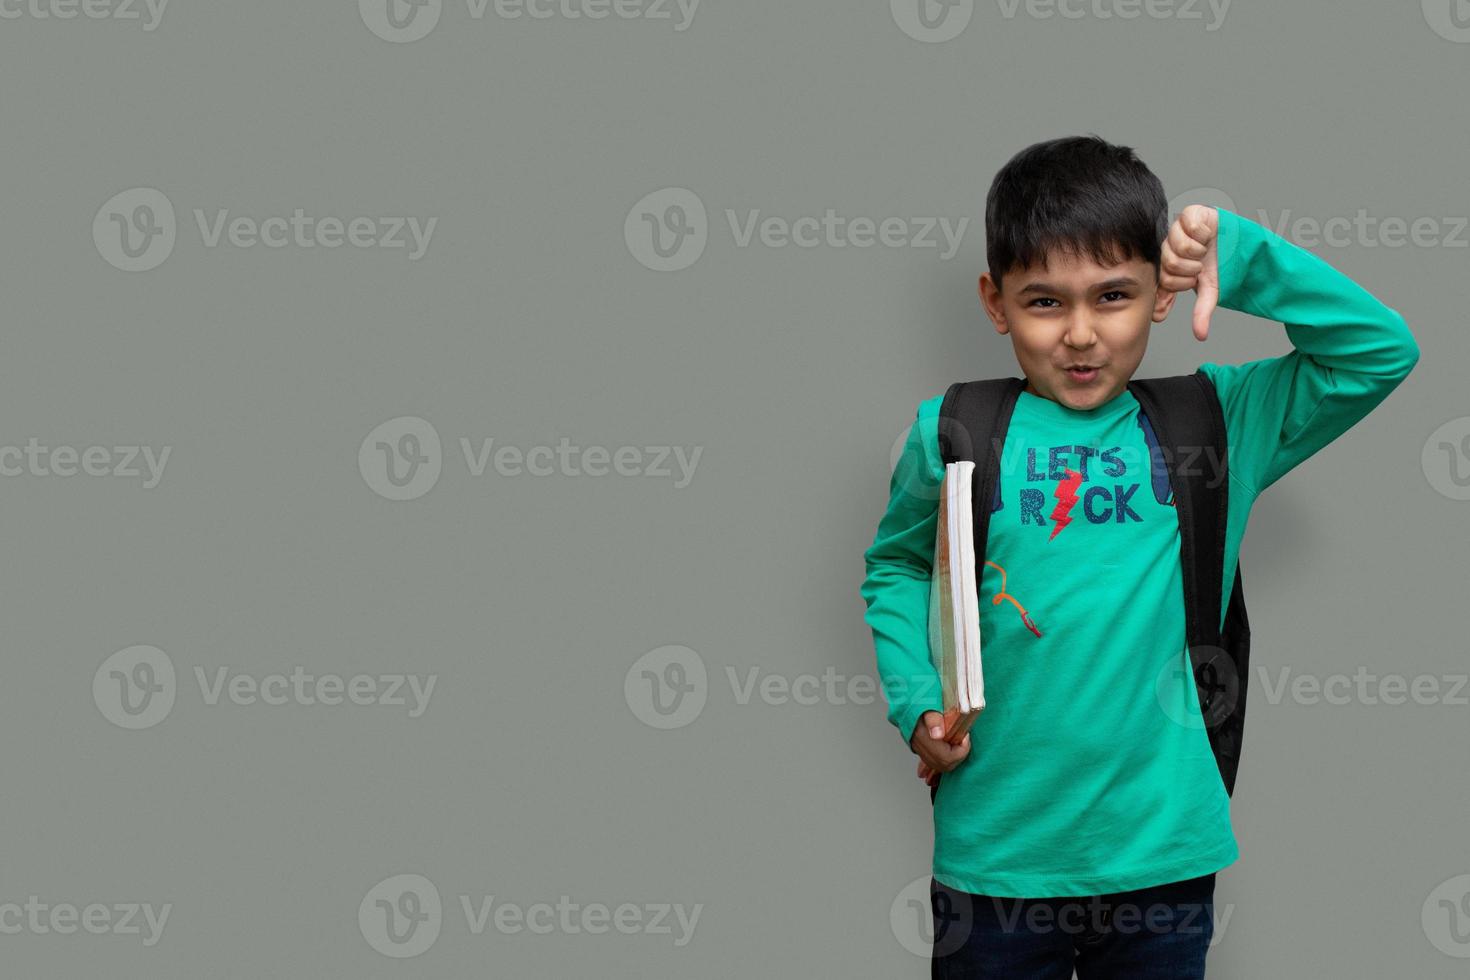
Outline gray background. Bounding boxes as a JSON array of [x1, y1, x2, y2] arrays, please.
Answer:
[[1, 0, 1467, 976]]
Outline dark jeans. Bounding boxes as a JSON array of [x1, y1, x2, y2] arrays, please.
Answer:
[[930, 872, 1217, 979]]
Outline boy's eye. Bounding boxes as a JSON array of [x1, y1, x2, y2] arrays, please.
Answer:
[[1027, 292, 1128, 309]]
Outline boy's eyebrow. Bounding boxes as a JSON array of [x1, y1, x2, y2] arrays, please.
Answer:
[[1016, 276, 1143, 296]]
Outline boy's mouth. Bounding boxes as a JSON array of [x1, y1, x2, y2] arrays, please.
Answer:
[[1063, 365, 1101, 383]]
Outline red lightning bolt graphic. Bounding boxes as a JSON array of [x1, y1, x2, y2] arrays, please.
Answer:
[[1049, 467, 1083, 541]]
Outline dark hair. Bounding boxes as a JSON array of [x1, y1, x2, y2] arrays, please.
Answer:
[[985, 134, 1168, 291]]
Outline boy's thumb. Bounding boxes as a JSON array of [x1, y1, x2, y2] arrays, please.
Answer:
[[921, 710, 944, 740], [1192, 281, 1218, 341]]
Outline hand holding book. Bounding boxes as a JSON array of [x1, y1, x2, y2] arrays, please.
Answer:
[[913, 710, 972, 788], [916, 462, 986, 789]]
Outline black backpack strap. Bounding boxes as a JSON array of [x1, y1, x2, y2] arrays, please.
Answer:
[[1128, 370, 1247, 796], [929, 378, 1026, 803], [938, 378, 1028, 559]]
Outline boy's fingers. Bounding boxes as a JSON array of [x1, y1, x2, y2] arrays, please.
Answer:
[[1167, 220, 1207, 261], [1182, 204, 1219, 245], [933, 740, 970, 771]]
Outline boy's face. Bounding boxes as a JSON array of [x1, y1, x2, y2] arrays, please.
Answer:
[[979, 247, 1178, 410]]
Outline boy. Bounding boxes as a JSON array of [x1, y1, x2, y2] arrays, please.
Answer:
[[861, 135, 1419, 978]]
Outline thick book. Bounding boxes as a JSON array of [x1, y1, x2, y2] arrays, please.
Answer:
[[927, 461, 985, 743]]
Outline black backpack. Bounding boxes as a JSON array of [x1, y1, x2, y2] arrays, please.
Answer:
[[929, 371, 1251, 800]]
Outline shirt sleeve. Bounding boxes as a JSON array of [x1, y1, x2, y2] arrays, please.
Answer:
[[1197, 207, 1421, 496], [861, 395, 947, 748]]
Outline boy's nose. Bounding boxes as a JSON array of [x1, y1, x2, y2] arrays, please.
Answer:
[[1064, 315, 1099, 347]]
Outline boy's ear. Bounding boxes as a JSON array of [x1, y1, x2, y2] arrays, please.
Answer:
[[1152, 280, 1179, 323], [979, 273, 1009, 335]]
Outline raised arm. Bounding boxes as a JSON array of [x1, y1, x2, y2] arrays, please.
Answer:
[[1196, 207, 1421, 494]]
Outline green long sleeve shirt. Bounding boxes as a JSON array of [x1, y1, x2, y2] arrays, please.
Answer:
[[860, 207, 1420, 898]]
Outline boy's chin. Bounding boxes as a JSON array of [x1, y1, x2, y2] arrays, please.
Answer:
[[1036, 373, 1125, 410]]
